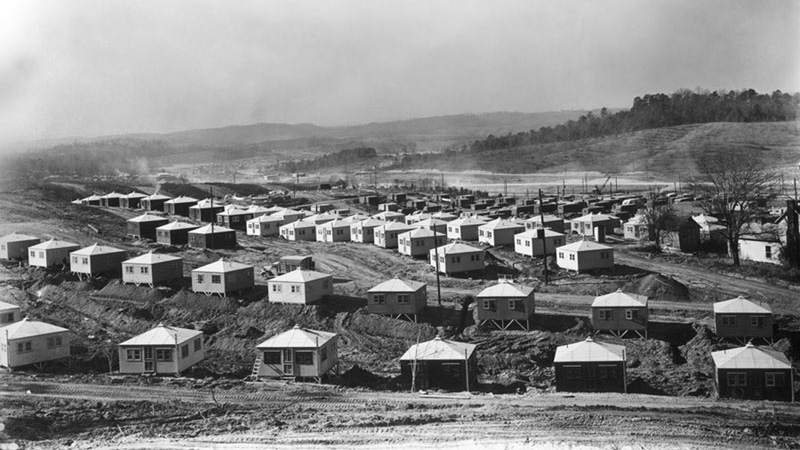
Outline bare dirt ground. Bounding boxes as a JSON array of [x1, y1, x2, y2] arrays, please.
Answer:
[[1, 182, 799, 449]]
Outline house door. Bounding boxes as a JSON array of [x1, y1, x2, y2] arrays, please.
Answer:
[[283, 349, 294, 375], [144, 347, 155, 372]]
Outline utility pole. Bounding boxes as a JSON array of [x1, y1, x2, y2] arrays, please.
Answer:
[[539, 189, 549, 285], [433, 226, 442, 306], [210, 185, 215, 249]]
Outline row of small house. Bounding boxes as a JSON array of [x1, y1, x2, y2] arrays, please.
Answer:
[[0, 289, 792, 401]]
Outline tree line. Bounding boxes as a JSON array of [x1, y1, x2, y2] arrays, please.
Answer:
[[278, 147, 377, 173]]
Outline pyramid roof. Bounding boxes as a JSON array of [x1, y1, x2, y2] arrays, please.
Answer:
[[156, 221, 198, 231], [0, 300, 20, 312], [477, 280, 534, 298], [191, 198, 222, 209], [193, 259, 252, 273], [0, 233, 39, 243], [270, 269, 331, 283], [257, 325, 337, 349], [143, 194, 171, 201], [368, 278, 426, 293], [572, 213, 619, 223], [1, 318, 69, 339], [554, 337, 626, 363], [101, 191, 125, 199], [248, 214, 283, 224], [375, 221, 414, 232], [433, 242, 483, 255], [123, 252, 182, 265], [400, 336, 476, 360], [189, 224, 235, 234], [371, 211, 406, 221], [280, 220, 315, 230], [30, 239, 80, 250], [713, 296, 772, 314], [592, 289, 648, 307], [71, 243, 125, 256], [128, 213, 168, 223], [317, 219, 351, 229], [448, 216, 488, 227], [351, 218, 384, 229], [119, 323, 201, 346], [711, 343, 791, 369], [479, 218, 525, 231], [524, 214, 562, 224], [165, 196, 198, 204], [557, 240, 612, 252], [515, 229, 565, 239], [125, 192, 148, 199]]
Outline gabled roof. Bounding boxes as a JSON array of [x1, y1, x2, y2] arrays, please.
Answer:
[[71, 243, 125, 256], [515, 229, 566, 239], [368, 278, 426, 293], [118, 323, 201, 346], [193, 259, 252, 273], [713, 296, 772, 314], [270, 269, 331, 283], [1, 318, 69, 339], [477, 280, 534, 298], [399, 336, 476, 360], [524, 214, 562, 224], [30, 239, 79, 250], [156, 221, 199, 231], [556, 240, 612, 252], [433, 242, 483, 255], [0, 233, 39, 243], [257, 325, 337, 349], [711, 343, 791, 369], [479, 218, 525, 231], [571, 213, 619, 223], [189, 224, 235, 234], [375, 221, 414, 232], [165, 196, 198, 204], [123, 252, 182, 265], [143, 194, 171, 201], [448, 216, 488, 227], [350, 218, 384, 228], [0, 300, 20, 312], [592, 289, 648, 307], [553, 337, 625, 363], [128, 213, 169, 223]]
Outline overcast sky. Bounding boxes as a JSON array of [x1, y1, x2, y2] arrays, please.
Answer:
[[1, 0, 798, 144]]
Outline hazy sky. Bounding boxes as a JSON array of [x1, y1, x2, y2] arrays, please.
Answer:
[[2, 0, 798, 143]]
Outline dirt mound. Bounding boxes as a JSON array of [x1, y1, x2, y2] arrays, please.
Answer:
[[338, 364, 391, 389], [96, 280, 165, 303], [624, 273, 689, 301]]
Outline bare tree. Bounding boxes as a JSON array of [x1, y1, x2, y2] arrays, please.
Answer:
[[687, 153, 775, 266], [640, 195, 679, 251]]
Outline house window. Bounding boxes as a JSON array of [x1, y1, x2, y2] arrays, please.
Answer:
[[140, 266, 149, 274], [625, 309, 638, 320], [599, 309, 613, 320], [283, 349, 293, 362], [196, 274, 205, 284], [397, 294, 410, 304], [569, 254, 575, 261], [721, 315, 737, 327], [181, 344, 189, 359], [751, 316, 765, 328], [126, 349, 142, 361], [525, 241, 530, 247], [508, 300, 518, 310], [727, 372, 747, 386], [765, 372, 784, 387], [272, 284, 282, 292], [125, 266, 134, 274], [373, 294, 385, 304], [2, 312, 14, 323], [211, 275, 221, 284], [46, 336, 63, 348], [82, 257, 88, 264], [516, 239, 521, 245], [598, 364, 617, 380], [263, 351, 281, 364], [483, 299, 496, 310], [72, 256, 78, 264], [765, 246, 772, 258], [30, 250, 35, 258], [194, 338, 202, 352], [17, 341, 32, 353], [558, 252, 564, 259], [296, 351, 313, 365], [156, 349, 173, 362], [565, 365, 581, 380], [39, 251, 44, 258]]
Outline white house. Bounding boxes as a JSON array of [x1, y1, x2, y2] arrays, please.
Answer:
[[246, 215, 284, 237], [523, 215, 566, 233], [569, 213, 620, 237], [555, 240, 614, 272], [0, 318, 70, 368], [429, 242, 485, 275], [350, 218, 384, 244], [316, 219, 352, 243], [446, 216, 488, 241], [371, 211, 406, 223], [623, 215, 649, 241], [478, 218, 525, 246], [191, 260, 254, 297], [28, 239, 80, 269], [398, 228, 447, 258], [268, 269, 333, 304], [0, 233, 40, 260], [70, 244, 127, 278], [367, 278, 427, 322], [373, 222, 414, 249], [279, 220, 316, 241], [255, 325, 338, 383], [0, 301, 21, 326], [736, 235, 782, 265], [117, 324, 204, 375], [513, 229, 566, 257], [122, 252, 183, 287]]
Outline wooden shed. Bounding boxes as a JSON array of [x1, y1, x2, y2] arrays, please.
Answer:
[[122, 252, 183, 287], [623, 215, 650, 241], [164, 196, 198, 216], [350, 218, 383, 244], [429, 242, 485, 275], [155, 221, 199, 246], [446, 216, 488, 241], [711, 343, 793, 402], [188, 224, 237, 249], [555, 240, 614, 272], [400, 337, 478, 392], [28, 239, 80, 269], [553, 337, 627, 393], [662, 218, 702, 253], [246, 215, 283, 237], [120, 192, 147, 209], [398, 228, 447, 258], [255, 325, 338, 383], [279, 220, 316, 241], [367, 278, 427, 322], [478, 219, 525, 247], [268, 269, 333, 304], [713, 296, 773, 343], [591, 290, 649, 338], [373, 221, 414, 249], [188, 199, 225, 223], [523, 214, 566, 233], [476, 279, 535, 330], [0, 233, 40, 260], [736, 235, 782, 266], [0, 318, 70, 369], [126, 214, 170, 241], [316, 219, 352, 243], [0, 301, 21, 326], [191, 260, 254, 297], [118, 324, 204, 375], [513, 229, 566, 257], [140, 194, 172, 212], [70, 244, 127, 279]]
